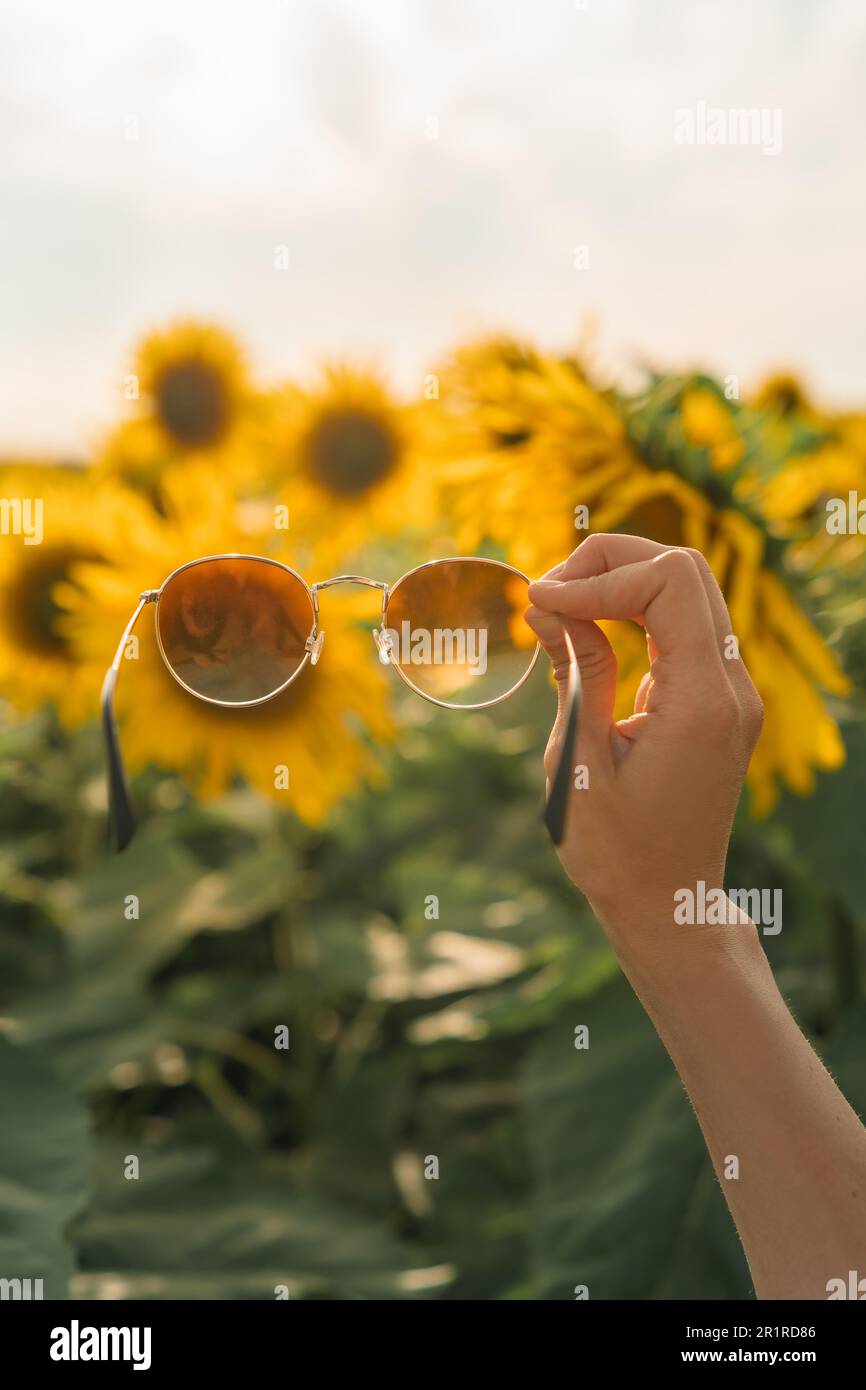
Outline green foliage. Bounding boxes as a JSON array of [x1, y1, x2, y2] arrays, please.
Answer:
[[1, 664, 865, 1300], [522, 981, 752, 1300], [774, 719, 866, 926], [0, 1038, 90, 1298]]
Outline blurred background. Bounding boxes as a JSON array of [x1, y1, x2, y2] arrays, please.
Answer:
[[1, 0, 865, 1300]]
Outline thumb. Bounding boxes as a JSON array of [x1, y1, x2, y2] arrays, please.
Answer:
[[524, 605, 617, 761]]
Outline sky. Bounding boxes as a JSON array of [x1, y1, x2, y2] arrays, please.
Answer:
[[1, 0, 864, 454]]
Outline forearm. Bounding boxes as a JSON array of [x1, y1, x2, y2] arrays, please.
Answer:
[[595, 899, 866, 1300]]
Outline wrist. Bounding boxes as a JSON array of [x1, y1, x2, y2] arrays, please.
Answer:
[[587, 884, 767, 1001]]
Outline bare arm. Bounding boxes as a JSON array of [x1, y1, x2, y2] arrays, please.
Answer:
[[526, 533, 866, 1300]]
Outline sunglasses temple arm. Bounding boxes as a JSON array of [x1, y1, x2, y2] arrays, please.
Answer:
[[101, 595, 150, 852], [542, 621, 581, 847]]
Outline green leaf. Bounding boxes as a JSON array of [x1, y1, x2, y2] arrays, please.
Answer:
[[520, 980, 751, 1299], [0, 1037, 90, 1298], [773, 719, 866, 924], [71, 1141, 446, 1300]]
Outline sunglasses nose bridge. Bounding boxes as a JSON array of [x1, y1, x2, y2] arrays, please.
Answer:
[[313, 575, 389, 595], [311, 576, 391, 665], [306, 630, 326, 666], [372, 627, 393, 665]]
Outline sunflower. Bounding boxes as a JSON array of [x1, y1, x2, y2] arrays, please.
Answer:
[[433, 343, 851, 813], [680, 386, 744, 472], [748, 379, 866, 572], [0, 463, 151, 727], [759, 449, 856, 523], [573, 468, 850, 814], [618, 381, 853, 810], [435, 337, 640, 577], [753, 372, 816, 419], [261, 364, 439, 564], [60, 464, 395, 825], [96, 321, 260, 503]]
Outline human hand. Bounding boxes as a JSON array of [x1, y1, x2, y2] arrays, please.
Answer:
[[526, 534, 764, 958]]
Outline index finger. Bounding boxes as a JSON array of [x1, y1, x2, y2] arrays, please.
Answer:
[[528, 548, 726, 681], [539, 532, 758, 707]]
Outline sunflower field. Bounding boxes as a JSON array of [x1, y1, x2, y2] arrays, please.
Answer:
[[2, 323, 866, 1300]]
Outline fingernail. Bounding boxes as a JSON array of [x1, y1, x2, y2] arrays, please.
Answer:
[[528, 579, 562, 594]]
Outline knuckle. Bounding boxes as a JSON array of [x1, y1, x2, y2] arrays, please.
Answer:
[[681, 546, 713, 580], [707, 685, 741, 734], [575, 644, 613, 680], [575, 532, 605, 563], [744, 686, 765, 741], [654, 546, 701, 585], [682, 547, 731, 611]]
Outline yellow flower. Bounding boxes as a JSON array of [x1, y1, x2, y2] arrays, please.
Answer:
[[0, 463, 150, 727], [584, 468, 849, 814], [680, 387, 744, 471], [753, 372, 816, 419], [751, 402, 866, 571], [60, 464, 395, 824], [436, 337, 639, 577], [746, 617, 846, 815], [262, 364, 439, 563], [434, 345, 849, 813], [137, 320, 248, 451], [97, 321, 261, 501]]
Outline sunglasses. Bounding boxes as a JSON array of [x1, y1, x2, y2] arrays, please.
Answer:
[[101, 554, 580, 851]]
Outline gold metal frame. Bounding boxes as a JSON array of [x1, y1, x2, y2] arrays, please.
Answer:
[[102, 552, 577, 853], [144, 552, 540, 713], [384, 555, 541, 710], [152, 553, 317, 709]]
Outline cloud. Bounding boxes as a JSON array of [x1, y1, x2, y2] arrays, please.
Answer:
[[1, 0, 864, 450]]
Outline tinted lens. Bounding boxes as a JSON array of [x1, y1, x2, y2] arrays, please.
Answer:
[[157, 557, 314, 704], [384, 559, 537, 707]]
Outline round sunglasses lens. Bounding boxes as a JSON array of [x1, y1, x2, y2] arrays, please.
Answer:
[[157, 558, 314, 704], [384, 559, 537, 707]]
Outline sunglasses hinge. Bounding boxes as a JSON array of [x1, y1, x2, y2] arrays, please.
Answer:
[[140, 589, 160, 603]]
